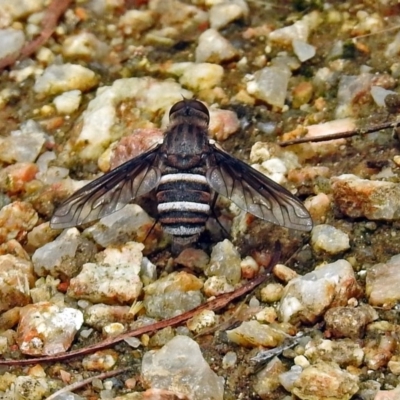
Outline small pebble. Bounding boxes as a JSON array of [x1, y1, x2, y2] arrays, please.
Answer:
[[17, 302, 83, 356], [292, 39, 316, 62], [240, 256, 259, 279], [324, 304, 378, 339], [311, 224, 350, 255], [304, 193, 331, 225], [291, 362, 359, 400], [141, 335, 224, 400], [186, 310, 216, 334], [143, 272, 203, 319], [222, 351, 237, 369], [247, 66, 291, 108], [62, 32, 109, 60], [255, 307, 278, 324], [174, 248, 210, 271], [364, 334, 396, 370], [254, 357, 287, 398], [208, 108, 240, 141], [209, 0, 248, 30], [82, 350, 119, 371], [195, 29, 238, 64], [53, 90, 82, 114], [85, 304, 132, 330], [304, 338, 364, 368], [167, 62, 224, 91], [0, 201, 38, 243], [332, 174, 400, 221], [370, 86, 396, 107], [203, 276, 234, 297], [205, 239, 242, 285], [0, 162, 38, 194], [227, 320, 292, 348], [0, 254, 35, 312], [84, 204, 154, 248], [366, 254, 400, 307], [273, 264, 298, 282], [32, 227, 96, 279], [103, 323, 126, 337], [118, 9, 155, 34], [388, 358, 400, 375], [279, 259, 362, 324], [260, 283, 284, 303], [0, 28, 25, 60], [269, 19, 310, 45], [292, 81, 314, 108], [34, 64, 99, 96]]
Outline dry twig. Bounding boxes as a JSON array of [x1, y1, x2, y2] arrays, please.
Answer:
[[45, 367, 131, 400], [0, 0, 72, 70], [0, 247, 280, 366], [278, 118, 400, 147]]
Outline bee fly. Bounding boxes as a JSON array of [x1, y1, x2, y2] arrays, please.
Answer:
[[51, 99, 313, 249]]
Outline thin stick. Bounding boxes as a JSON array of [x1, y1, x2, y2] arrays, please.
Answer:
[[353, 24, 400, 39], [278, 118, 400, 147], [45, 367, 131, 400], [0, 248, 280, 366], [0, 0, 72, 70]]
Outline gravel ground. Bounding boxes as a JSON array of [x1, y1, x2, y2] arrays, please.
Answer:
[[1, 0, 400, 399]]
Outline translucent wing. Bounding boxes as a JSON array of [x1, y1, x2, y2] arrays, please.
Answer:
[[206, 143, 313, 231], [50, 144, 163, 229]]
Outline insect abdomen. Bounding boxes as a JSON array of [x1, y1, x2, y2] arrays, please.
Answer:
[[156, 170, 211, 243]]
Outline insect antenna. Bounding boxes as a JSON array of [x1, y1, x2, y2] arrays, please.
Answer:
[[210, 192, 231, 239]]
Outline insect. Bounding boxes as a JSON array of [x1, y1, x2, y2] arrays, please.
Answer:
[[51, 99, 313, 249]]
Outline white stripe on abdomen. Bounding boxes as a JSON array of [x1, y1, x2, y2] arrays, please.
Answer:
[[158, 201, 210, 213], [163, 225, 204, 235], [159, 173, 208, 185]]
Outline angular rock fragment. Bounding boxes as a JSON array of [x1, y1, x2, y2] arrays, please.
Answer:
[[166, 62, 224, 91], [366, 254, 400, 307], [332, 174, 400, 221], [311, 224, 350, 255], [195, 29, 239, 64], [227, 320, 295, 348], [17, 302, 83, 356], [304, 338, 364, 367], [324, 304, 378, 338], [142, 335, 224, 400], [291, 362, 359, 400], [0, 28, 25, 60], [68, 242, 144, 304], [143, 271, 203, 319], [209, 0, 248, 30], [254, 357, 288, 400], [278, 259, 362, 324], [0, 120, 47, 164], [247, 66, 291, 108], [84, 204, 154, 248], [34, 64, 99, 95], [84, 304, 132, 330], [82, 350, 119, 371], [205, 239, 242, 285], [0, 254, 35, 312], [32, 227, 96, 279]]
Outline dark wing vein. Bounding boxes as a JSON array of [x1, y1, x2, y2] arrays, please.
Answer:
[[50, 144, 162, 229], [206, 143, 313, 231]]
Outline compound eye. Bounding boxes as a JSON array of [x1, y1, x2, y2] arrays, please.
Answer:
[[169, 100, 186, 117], [169, 99, 210, 124], [187, 99, 209, 119]]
